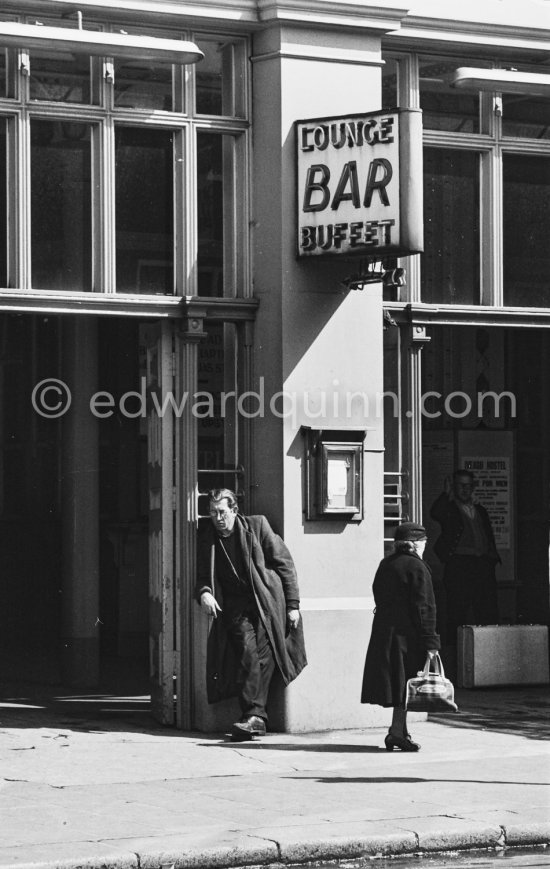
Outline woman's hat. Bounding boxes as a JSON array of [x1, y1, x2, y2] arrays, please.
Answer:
[[394, 521, 427, 541]]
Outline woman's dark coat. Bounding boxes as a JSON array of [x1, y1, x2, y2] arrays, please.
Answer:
[[196, 513, 307, 703], [361, 550, 440, 708]]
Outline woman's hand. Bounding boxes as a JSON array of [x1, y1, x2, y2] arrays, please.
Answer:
[[426, 649, 439, 659], [201, 591, 222, 618]]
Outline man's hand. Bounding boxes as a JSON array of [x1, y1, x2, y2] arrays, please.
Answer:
[[287, 609, 300, 630], [201, 591, 222, 618]]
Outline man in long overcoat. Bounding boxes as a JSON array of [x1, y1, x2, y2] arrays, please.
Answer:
[[430, 469, 500, 646], [196, 488, 307, 740]]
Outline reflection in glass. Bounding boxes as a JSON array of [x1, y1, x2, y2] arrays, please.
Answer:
[[197, 133, 224, 296], [503, 154, 550, 307], [502, 94, 550, 140], [30, 51, 93, 103], [115, 127, 174, 294], [114, 60, 173, 110], [196, 39, 242, 116], [419, 58, 487, 133], [422, 148, 479, 304], [31, 120, 92, 291], [0, 120, 6, 287]]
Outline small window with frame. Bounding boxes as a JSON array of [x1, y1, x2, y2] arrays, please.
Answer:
[[303, 427, 366, 521]]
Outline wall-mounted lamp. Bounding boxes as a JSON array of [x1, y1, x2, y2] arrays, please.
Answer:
[[452, 67, 550, 96], [0, 20, 204, 65], [340, 259, 406, 292]]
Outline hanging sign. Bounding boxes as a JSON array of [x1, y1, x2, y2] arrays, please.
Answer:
[[295, 108, 423, 258]]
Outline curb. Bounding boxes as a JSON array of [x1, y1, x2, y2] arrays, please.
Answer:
[[0, 824, 549, 869]]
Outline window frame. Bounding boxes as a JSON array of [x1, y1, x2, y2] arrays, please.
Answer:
[[0, 22, 251, 308], [384, 51, 550, 311]]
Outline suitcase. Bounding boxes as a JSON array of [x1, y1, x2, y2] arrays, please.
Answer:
[[457, 624, 550, 688]]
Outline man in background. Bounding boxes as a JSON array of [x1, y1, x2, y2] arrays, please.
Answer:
[[430, 469, 500, 650]]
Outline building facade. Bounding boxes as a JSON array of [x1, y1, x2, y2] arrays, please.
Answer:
[[0, 0, 548, 731]]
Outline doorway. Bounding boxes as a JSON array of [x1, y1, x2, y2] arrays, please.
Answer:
[[0, 313, 150, 693], [420, 324, 550, 632]]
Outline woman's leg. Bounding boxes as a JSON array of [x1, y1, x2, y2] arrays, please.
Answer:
[[390, 705, 407, 738]]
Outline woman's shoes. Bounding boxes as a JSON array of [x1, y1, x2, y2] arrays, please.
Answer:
[[384, 732, 421, 752]]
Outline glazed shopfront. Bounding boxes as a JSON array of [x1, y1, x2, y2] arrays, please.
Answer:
[[0, 0, 402, 732], [381, 30, 550, 660], [0, 1, 549, 733]]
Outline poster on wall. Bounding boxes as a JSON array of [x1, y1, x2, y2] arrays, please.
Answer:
[[458, 430, 515, 587], [461, 456, 510, 549]]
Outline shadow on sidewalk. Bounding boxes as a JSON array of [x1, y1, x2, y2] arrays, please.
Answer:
[[428, 686, 550, 740], [0, 655, 176, 736], [205, 741, 388, 752], [297, 775, 549, 786]]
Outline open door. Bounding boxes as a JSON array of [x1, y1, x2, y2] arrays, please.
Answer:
[[143, 321, 177, 725]]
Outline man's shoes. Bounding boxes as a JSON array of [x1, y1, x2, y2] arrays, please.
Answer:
[[230, 715, 267, 741]]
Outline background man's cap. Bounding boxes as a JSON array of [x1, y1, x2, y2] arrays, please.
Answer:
[[394, 521, 427, 541]]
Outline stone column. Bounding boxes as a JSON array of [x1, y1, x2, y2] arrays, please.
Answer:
[[249, 9, 405, 731], [60, 316, 100, 686]]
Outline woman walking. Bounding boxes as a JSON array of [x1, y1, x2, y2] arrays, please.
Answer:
[[361, 522, 440, 751]]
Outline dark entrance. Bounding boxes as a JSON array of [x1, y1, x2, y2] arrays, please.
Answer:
[[422, 325, 550, 634], [0, 313, 149, 690]]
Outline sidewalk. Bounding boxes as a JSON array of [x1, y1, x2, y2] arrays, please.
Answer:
[[0, 681, 549, 869]]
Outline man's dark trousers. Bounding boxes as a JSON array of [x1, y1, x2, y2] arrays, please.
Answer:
[[225, 608, 276, 720], [444, 554, 498, 645]]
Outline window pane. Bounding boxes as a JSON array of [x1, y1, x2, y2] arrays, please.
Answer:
[[195, 39, 243, 117], [197, 133, 225, 297], [382, 57, 398, 108], [0, 48, 6, 98], [503, 154, 550, 307], [114, 60, 173, 111], [420, 58, 488, 133], [0, 119, 6, 286], [198, 322, 227, 488], [115, 127, 174, 294], [502, 94, 550, 140], [197, 322, 242, 501], [422, 148, 480, 304], [30, 50, 94, 104], [31, 120, 92, 291]]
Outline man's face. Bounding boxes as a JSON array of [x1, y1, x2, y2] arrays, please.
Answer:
[[209, 498, 238, 535], [453, 475, 474, 504]]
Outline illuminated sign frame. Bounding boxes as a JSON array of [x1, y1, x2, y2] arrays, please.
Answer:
[[295, 107, 423, 259]]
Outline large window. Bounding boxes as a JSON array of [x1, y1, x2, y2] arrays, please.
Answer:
[[0, 118, 6, 288], [386, 53, 550, 308], [503, 154, 550, 307], [31, 120, 93, 291], [422, 148, 480, 305], [115, 127, 174, 294], [0, 23, 249, 298]]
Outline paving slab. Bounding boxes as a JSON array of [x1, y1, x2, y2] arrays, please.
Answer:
[[0, 685, 548, 869]]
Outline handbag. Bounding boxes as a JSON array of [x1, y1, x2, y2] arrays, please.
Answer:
[[405, 652, 458, 713]]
